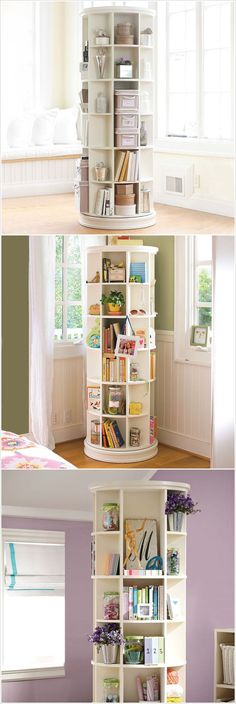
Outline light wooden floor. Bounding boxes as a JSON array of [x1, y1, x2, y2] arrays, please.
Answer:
[[3, 194, 234, 234], [55, 438, 210, 469]]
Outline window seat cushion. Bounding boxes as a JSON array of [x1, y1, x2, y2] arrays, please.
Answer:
[[2, 142, 82, 162]]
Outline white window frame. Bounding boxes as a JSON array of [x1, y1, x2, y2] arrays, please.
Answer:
[[2, 529, 65, 683], [174, 236, 212, 366], [192, 239, 212, 328], [157, 0, 234, 156], [55, 235, 83, 347]]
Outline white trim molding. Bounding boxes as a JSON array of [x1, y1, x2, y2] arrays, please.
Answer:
[[2, 505, 93, 522], [158, 427, 211, 459], [2, 666, 65, 682], [2, 528, 65, 543], [156, 192, 234, 218]]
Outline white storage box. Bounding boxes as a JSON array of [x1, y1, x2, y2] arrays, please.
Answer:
[[115, 113, 138, 129], [115, 204, 136, 216], [115, 129, 139, 148], [115, 90, 139, 112]]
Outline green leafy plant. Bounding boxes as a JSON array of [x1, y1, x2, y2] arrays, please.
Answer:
[[101, 291, 125, 308]]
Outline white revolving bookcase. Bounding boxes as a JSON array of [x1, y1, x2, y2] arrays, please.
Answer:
[[85, 244, 158, 463], [79, 6, 156, 229], [91, 481, 188, 703]]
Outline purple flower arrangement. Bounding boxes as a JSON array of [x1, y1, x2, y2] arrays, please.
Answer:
[[165, 491, 200, 515], [88, 624, 125, 651]]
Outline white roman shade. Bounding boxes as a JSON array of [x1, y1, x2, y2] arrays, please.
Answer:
[[4, 530, 65, 594]]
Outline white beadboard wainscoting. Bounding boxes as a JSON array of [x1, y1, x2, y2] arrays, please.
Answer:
[[52, 333, 212, 458], [156, 331, 212, 458], [3, 156, 77, 197], [52, 351, 86, 443]]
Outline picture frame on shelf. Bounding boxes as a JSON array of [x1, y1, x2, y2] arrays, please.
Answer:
[[87, 386, 101, 412], [137, 603, 153, 620], [115, 334, 139, 358], [190, 325, 209, 347]]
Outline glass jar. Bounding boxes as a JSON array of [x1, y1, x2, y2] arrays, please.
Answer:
[[140, 120, 148, 146], [108, 386, 124, 415], [130, 427, 141, 447], [130, 362, 139, 381], [167, 548, 180, 575], [102, 503, 119, 531], [91, 420, 100, 445], [142, 188, 151, 213], [103, 678, 119, 703], [124, 636, 144, 664], [96, 92, 108, 113], [103, 592, 119, 620]]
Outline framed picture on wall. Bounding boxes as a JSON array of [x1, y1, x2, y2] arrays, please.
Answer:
[[190, 325, 209, 347]]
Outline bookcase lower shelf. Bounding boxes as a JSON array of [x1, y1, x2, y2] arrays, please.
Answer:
[[79, 210, 156, 230], [84, 438, 158, 463]]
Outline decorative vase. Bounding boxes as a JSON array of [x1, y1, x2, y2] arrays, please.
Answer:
[[168, 512, 184, 532], [95, 50, 106, 79], [140, 120, 148, 146], [101, 644, 119, 664]]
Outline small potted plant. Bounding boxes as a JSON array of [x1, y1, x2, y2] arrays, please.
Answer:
[[88, 624, 125, 664], [101, 290, 125, 315], [165, 491, 200, 532]]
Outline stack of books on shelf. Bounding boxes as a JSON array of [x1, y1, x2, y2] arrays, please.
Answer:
[[143, 636, 165, 665], [123, 585, 164, 620], [102, 553, 120, 576], [102, 419, 125, 448], [103, 322, 121, 352], [94, 187, 113, 216], [115, 150, 139, 183], [150, 416, 157, 444], [150, 352, 156, 380], [103, 355, 126, 382], [136, 674, 160, 703]]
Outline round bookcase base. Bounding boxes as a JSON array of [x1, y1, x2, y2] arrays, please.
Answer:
[[84, 439, 158, 463], [79, 210, 156, 230]]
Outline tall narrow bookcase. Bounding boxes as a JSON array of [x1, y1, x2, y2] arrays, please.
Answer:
[[79, 6, 156, 229], [214, 629, 235, 702], [85, 244, 158, 463], [91, 481, 188, 703]]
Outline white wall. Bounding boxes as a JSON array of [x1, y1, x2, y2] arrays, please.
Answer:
[[39, 1, 78, 108], [52, 353, 85, 443]]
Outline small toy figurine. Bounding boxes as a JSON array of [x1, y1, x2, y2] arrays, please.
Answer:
[[87, 271, 100, 283]]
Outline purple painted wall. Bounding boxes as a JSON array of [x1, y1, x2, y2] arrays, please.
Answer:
[[152, 469, 234, 703], [2, 517, 93, 703], [2, 471, 234, 703]]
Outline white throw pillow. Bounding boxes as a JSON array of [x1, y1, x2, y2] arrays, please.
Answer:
[[53, 107, 78, 144], [7, 114, 35, 147], [32, 109, 59, 145]]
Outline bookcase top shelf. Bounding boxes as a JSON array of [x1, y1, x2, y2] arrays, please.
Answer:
[[90, 481, 191, 492], [86, 245, 159, 254], [81, 7, 155, 17]]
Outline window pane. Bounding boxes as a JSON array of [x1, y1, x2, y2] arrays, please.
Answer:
[[4, 595, 64, 670], [67, 235, 81, 266], [67, 305, 82, 340], [55, 268, 63, 302], [197, 306, 212, 327], [169, 92, 197, 137], [67, 268, 81, 301], [204, 49, 220, 92], [55, 306, 63, 340], [204, 4, 220, 49], [197, 266, 212, 303], [195, 236, 212, 262], [56, 236, 64, 265]]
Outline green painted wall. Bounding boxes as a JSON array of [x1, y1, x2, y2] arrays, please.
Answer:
[[134, 236, 174, 330], [2, 236, 29, 433]]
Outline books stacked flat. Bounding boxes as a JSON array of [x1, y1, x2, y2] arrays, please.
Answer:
[[102, 553, 120, 576], [94, 187, 113, 216], [136, 675, 160, 703], [102, 419, 125, 448], [103, 322, 121, 352], [103, 355, 126, 382], [123, 585, 164, 620]]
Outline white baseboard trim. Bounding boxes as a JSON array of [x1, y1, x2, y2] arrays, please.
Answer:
[[2, 505, 93, 522], [158, 427, 211, 459], [155, 192, 234, 218], [3, 181, 74, 198], [53, 422, 85, 444]]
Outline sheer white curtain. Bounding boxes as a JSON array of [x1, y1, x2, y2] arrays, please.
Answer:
[[29, 236, 56, 450], [211, 236, 235, 468]]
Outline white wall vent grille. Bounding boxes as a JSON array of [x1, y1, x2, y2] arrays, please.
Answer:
[[159, 163, 194, 201], [166, 175, 184, 194]]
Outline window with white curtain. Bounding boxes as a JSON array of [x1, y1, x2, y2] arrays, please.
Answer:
[[159, 0, 234, 141], [2, 529, 65, 680], [1, 0, 39, 144], [55, 236, 83, 342]]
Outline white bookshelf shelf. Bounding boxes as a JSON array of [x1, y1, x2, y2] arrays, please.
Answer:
[[78, 6, 156, 230], [91, 482, 189, 703], [85, 244, 158, 463]]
